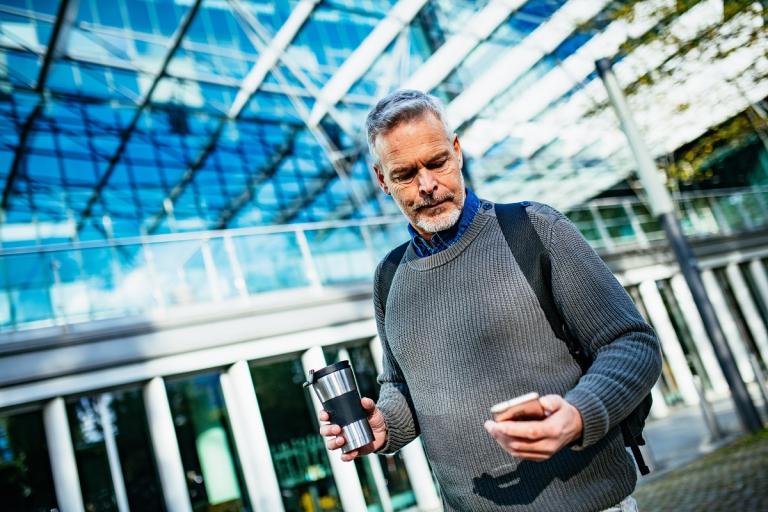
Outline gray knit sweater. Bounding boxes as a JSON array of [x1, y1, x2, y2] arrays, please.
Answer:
[[374, 202, 662, 512]]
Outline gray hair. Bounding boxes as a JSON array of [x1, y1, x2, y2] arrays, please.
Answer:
[[365, 89, 453, 164]]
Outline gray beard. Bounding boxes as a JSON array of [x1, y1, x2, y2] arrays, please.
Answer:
[[415, 206, 462, 233]]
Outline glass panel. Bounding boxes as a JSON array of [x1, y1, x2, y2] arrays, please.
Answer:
[[565, 209, 602, 246], [596, 205, 634, 244], [67, 390, 166, 512], [739, 192, 766, 228], [0, 409, 58, 512], [306, 227, 373, 286], [250, 358, 342, 512], [631, 203, 664, 241], [206, 238, 240, 301], [232, 233, 309, 294], [166, 372, 251, 512], [366, 224, 408, 262], [148, 240, 211, 307]]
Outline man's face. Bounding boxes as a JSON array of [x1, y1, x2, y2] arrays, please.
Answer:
[[373, 113, 466, 240]]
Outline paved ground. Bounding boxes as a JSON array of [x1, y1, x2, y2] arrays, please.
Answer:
[[634, 428, 768, 511]]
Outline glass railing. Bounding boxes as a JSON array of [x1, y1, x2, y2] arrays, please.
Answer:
[[0, 218, 407, 333], [567, 186, 768, 251], [2, 186, 767, 333]]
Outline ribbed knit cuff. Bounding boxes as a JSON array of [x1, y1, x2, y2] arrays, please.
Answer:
[[376, 397, 418, 454], [564, 387, 610, 450]]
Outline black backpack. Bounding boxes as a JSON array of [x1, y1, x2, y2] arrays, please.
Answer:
[[376, 201, 652, 475]]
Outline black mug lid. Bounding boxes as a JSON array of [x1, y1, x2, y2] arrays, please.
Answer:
[[303, 360, 350, 387]]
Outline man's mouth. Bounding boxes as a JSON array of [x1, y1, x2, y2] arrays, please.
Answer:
[[414, 196, 453, 212]]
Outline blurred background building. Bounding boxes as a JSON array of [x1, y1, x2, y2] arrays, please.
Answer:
[[0, 0, 766, 511]]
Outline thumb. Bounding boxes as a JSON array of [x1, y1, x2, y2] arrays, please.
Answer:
[[538, 394, 563, 414], [361, 397, 376, 411]]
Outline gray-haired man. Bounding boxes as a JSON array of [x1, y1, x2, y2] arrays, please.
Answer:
[[318, 90, 661, 511]]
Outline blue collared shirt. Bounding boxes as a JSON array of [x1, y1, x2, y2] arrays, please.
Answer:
[[407, 188, 481, 258]]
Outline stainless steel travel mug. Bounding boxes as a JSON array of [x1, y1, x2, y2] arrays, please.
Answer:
[[304, 360, 374, 453]]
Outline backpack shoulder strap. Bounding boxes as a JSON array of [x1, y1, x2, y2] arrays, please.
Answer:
[[495, 202, 590, 371], [377, 241, 410, 317], [496, 202, 650, 474]]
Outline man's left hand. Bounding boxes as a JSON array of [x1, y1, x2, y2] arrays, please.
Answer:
[[483, 394, 584, 462]]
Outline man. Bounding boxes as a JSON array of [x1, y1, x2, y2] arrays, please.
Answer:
[[317, 90, 662, 511]]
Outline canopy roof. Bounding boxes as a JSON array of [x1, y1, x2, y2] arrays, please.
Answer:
[[0, 0, 764, 243]]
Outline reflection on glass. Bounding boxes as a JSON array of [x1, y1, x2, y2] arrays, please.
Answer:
[[233, 233, 309, 293], [307, 228, 374, 285], [67, 390, 166, 512], [251, 358, 341, 512], [166, 373, 250, 512], [0, 410, 57, 512]]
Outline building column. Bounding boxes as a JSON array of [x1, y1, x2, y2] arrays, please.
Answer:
[[338, 348, 393, 512], [301, 346, 368, 512], [669, 274, 730, 396], [649, 384, 670, 419], [727, 263, 768, 364], [638, 281, 699, 405], [143, 377, 193, 512], [371, 338, 442, 512], [745, 260, 768, 363], [701, 269, 756, 382], [98, 394, 130, 512], [219, 361, 285, 512], [43, 397, 85, 512]]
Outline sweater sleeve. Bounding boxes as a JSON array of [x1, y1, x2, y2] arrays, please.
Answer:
[[372, 258, 420, 454], [533, 204, 662, 449]]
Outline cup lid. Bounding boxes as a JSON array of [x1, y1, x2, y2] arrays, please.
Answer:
[[304, 360, 350, 387]]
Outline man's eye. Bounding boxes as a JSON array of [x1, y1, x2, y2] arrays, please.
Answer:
[[428, 159, 448, 169]]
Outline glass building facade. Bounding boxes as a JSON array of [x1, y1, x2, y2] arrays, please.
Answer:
[[1, 0, 767, 511]]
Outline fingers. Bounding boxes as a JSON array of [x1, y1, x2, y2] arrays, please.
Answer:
[[485, 420, 550, 441], [537, 394, 564, 414], [319, 409, 329, 422], [319, 423, 341, 437]]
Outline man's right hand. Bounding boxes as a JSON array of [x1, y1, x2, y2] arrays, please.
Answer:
[[319, 397, 388, 461]]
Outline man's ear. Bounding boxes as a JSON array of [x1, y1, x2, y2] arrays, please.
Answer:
[[374, 164, 390, 195], [453, 134, 463, 169]]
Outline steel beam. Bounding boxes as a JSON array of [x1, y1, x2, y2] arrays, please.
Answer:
[[2, 0, 80, 211], [74, 0, 204, 233], [143, 0, 318, 234], [212, 126, 301, 229]]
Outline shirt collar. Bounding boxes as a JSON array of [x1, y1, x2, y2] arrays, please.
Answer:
[[407, 188, 481, 258]]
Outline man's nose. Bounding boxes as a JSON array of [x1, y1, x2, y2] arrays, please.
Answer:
[[417, 168, 438, 195]]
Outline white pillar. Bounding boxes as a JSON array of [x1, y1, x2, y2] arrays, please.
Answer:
[[219, 361, 285, 512], [638, 281, 699, 405], [43, 397, 85, 512], [301, 346, 368, 512], [649, 384, 670, 419], [339, 348, 393, 512], [370, 338, 442, 512], [669, 274, 730, 396], [143, 377, 193, 512], [736, 261, 768, 364], [98, 394, 130, 512], [701, 269, 756, 382]]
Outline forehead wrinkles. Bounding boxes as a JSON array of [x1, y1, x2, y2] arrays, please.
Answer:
[[378, 128, 451, 171]]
